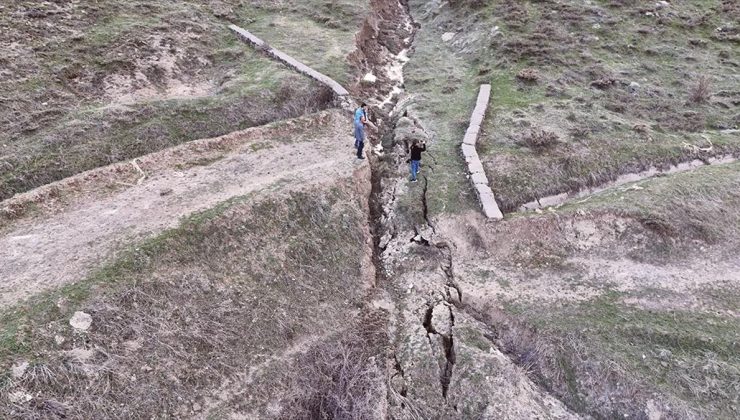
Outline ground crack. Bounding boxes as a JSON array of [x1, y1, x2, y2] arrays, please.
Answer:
[[421, 175, 436, 234], [422, 300, 457, 399]]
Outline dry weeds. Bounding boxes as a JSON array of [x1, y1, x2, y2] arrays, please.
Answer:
[[689, 75, 711, 104], [521, 129, 559, 150], [0, 184, 370, 418]]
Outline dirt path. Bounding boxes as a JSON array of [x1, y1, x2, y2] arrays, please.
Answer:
[[0, 110, 360, 307]]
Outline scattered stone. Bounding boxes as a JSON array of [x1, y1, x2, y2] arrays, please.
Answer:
[[362, 73, 377, 84], [655, 1, 669, 9], [11, 360, 29, 379], [193, 402, 202, 412], [8, 391, 33, 404], [629, 81, 641, 92], [69, 311, 92, 331], [431, 304, 452, 336], [54, 335, 65, 346], [658, 348, 672, 360], [159, 188, 173, 196], [441, 32, 456, 42]]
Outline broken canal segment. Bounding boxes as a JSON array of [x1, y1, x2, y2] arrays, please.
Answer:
[[229, 24, 350, 98], [461, 84, 504, 220]]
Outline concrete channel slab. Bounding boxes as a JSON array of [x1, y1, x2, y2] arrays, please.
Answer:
[[461, 144, 479, 163], [461, 84, 503, 220], [471, 172, 489, 185], [467, 160, 485, 174], [463, 132, 478, 146], [475, 184, 504, 220], [229, 24, 349, 97]]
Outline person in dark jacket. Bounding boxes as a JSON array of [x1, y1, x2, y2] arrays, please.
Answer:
[[409, 138, 426, 182]]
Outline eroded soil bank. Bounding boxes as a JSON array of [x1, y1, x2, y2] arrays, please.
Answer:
[[355, 1, 579, 418]]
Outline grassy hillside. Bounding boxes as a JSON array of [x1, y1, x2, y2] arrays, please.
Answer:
[[0, 183, 375, 418], [405, 0, 739, 215], [456, 162, 740, 418], [0, 0, 364, 200]]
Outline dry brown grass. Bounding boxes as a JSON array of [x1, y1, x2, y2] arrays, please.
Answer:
[[465, 302, 697, 419], [521, 129, 559, 150], [283, 312, 389, 420], [689, 75, 711, 104], [0, 184, 371, 418], [516, 68, 540, 83]]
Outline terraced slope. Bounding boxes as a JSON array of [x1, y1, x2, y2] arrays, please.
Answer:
[[0, 0, 364, 200]]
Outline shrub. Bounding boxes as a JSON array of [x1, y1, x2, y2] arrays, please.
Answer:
[[521, 129, 559, 149], [516, 68, 540, 83], [689, 75, 711, 104], [590, 77, 616, 89], [284, 332, 385, 419]]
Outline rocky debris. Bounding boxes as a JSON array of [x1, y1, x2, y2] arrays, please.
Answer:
[[430, 302, 453, 337], [395, 115, 429, 150], [362, 73, 378, 84], [69, 311, 92, 331], [11, 360, 29, 379], [441, 32, 456, 42], [655, 1, 670, 9], [8, 391, 33, 404], [629, 81, 641, 93]]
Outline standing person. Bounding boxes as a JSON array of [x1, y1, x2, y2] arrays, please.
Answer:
[[409, 138, 426, 183], [354, 103, 369, 160]]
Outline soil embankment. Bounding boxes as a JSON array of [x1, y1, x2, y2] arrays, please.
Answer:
[[353, 1, 578, 417], [0, 110, 364, 307]]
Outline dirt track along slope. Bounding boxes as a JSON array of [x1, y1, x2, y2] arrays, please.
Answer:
[[0, 110, 361, 307]]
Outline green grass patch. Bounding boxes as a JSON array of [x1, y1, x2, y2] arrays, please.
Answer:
[[506, 289, 740, 417]]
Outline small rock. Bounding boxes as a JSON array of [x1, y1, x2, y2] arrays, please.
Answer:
[[629, 81, 640, 92], [8, 391, 33, 404], [658, 348, 672, 360], [362, 73, 377, 84], [159, 188, 173, 196], [69, 311, 92, 331], [54, 335, 65, 346], [655, 1, 669, 9], [193, 402, 202, 412], [441, 32, 456, 42], [11, 361, 29, 379]]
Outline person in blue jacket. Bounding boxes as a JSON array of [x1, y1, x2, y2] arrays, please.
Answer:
[[354, 103, 369, 160]]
